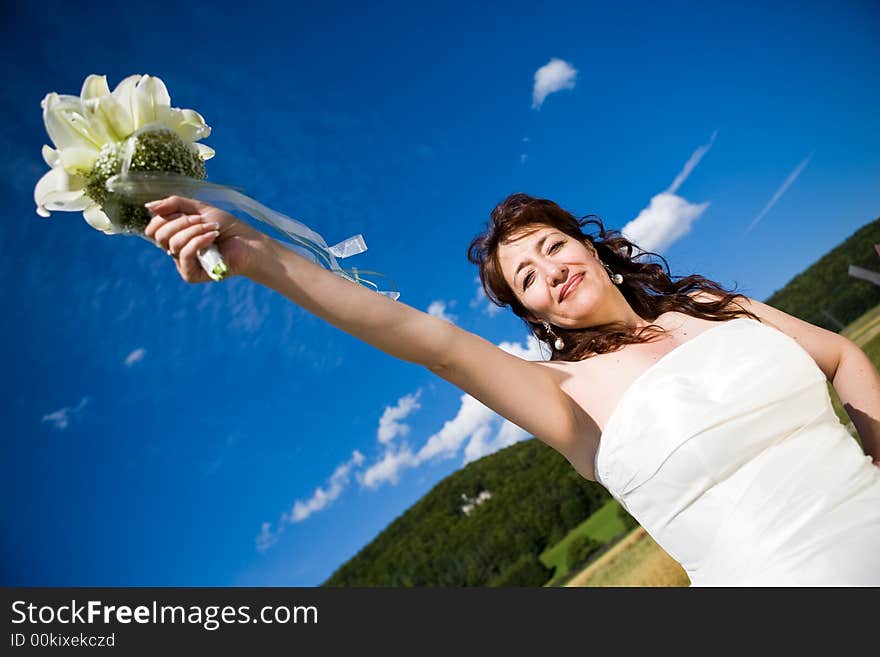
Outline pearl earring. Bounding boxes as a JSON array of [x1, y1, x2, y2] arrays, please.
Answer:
[[542, 321, 565, 351], [601, 260, 624, 285]]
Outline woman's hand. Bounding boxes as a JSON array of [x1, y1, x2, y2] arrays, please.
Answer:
[[144, 195, 268, 283]]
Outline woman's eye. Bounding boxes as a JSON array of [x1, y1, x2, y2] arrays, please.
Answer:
[[523, 272, 534, 289], [550, 240, 564, 252]]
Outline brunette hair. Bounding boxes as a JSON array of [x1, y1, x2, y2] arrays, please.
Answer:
[[467, 193, 760, 361]]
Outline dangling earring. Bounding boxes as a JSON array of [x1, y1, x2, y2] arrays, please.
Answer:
[[542, 321, 565, 351], [601, 260, 624, 285]]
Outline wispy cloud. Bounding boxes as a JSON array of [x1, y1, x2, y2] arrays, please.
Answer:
[[520, 137, 530, 164], [203, 432, 239, 477], [426, 300, 457, 325], [744, 153, 813, 234], [470, 276, 503, 316], [255, 522, 279, 553], [360, 446, 420, 489], [621, 133, 716, 254], [359, 335, 546, 488], [377, 390, 422, 445], [124, 348, 146, 367], [666, 130, 717, 194], [256, 450, 365, 552], [41, 396, 89, 430], [532, 58, 577, 109], [255, 334, 546, 542]]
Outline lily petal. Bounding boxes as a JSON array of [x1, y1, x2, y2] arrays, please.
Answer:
[[42, 144, 60, 168], [80, 74, 111, 100], [130, 75, 171, 128], [83, 204, 118, 234], [59, 146, 100, 175], [194, 143, 215, 160], [84, 93, 133, 141], [42, 93, 112, 150], [157, 106, 212, 142], [111, 75, 143, 130], [34, 167, 91, 216]]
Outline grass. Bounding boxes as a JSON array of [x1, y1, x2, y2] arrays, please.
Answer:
[[538, 498, 630, 585], [564, 527, 690, 587], [560, 302, 880, 587], [828, 304, 880, 445]]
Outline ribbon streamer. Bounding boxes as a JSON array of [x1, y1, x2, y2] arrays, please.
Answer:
[[106, 172, 400, 299]]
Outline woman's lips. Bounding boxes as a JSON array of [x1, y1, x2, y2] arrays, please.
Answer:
[[560, 273, 583, 301]]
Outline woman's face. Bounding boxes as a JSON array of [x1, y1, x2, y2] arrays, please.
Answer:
[[497, 224, 611, 329]]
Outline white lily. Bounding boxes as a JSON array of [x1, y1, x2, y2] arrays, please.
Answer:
[[34, 74, 214, 235]]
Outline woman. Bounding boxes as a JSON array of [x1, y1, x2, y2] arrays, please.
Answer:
[[144, 192, 880, 586]]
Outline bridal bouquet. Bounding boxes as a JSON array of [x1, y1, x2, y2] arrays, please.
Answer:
[[34, 73, 228, 279], [34, 73, 399, 297]]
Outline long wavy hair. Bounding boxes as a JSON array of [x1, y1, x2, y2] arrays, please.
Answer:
[[467, 193, 760, 361]]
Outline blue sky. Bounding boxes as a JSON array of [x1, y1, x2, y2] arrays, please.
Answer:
[[2, 0, 878, 586]]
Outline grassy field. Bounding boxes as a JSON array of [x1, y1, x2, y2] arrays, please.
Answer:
[[562, 303, 880, 587], [538, 498, 631, 585], [565, 527, 690, 587]]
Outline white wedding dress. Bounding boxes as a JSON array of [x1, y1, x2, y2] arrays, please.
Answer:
[[593, 317, 880, 586]]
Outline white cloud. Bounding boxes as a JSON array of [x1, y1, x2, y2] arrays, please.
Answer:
[[532, 58, 578, 109], [745, 153, 813, 234], [621, 192, 710, 254], [359, 445, 420, 489], [470, 276, 503, 316], [254, 334, 545, 539], [285, 451, 364, 523], [256, 450, 365, 551], [359, 334, 543, 489], [124, 348, 146, 367], [620, 135, 719, 254], [41, 397, 89, 430], [464, 419, 530, 464], [666, 131, 717, 194], [497, 334, 546, 361], [426, 300, 457, 325], [377, 390, 422, 445], [416, 393, 498, 463]]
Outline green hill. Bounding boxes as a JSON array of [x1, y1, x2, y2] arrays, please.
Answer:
[[764, 216, 880, 329], [321, 216, 880, 587], [322, 438, 610, 586]]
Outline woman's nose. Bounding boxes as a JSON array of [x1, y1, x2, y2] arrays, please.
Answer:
[[545, 262, 567, 283]]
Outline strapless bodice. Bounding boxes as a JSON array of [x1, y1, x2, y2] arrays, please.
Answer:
[[593, 317, 880, 586]]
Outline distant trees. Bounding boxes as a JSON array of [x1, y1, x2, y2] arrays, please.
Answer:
[[322, 438, 610, 587], [566, 535, 603, 571], [488, 554, 555, 587], [765, 217, 880, 330]]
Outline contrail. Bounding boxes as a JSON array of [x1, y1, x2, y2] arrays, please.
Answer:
[[745, 153, 813, 234], [666, 130, 718, 194]]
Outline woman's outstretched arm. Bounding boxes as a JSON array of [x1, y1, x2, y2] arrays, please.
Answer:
[[144, 196, 592, 460]]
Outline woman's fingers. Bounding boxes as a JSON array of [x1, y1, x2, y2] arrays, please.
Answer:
[[168, 220, 221, 256], [151, 213, 204, 252], [144, 195, 204, 217], [176, 229, 220, 282]]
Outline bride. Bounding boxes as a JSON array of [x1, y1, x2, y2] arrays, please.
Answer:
[[143, 191, 880, 586]]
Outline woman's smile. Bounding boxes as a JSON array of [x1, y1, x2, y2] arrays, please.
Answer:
[[559, 273, 583, 302]]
